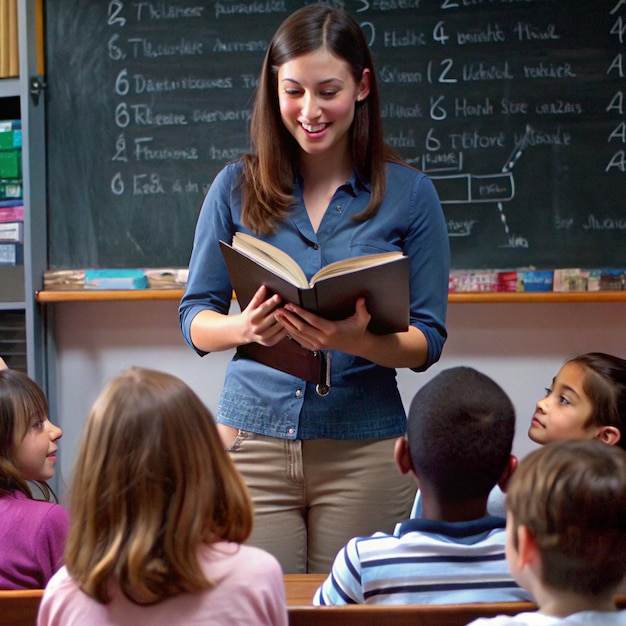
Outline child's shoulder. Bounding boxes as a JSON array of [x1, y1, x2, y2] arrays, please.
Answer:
[[0, 490, 68, 527]]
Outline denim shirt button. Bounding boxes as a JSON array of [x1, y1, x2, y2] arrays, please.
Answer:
[[295, 388, 302, 398], [288, 427, 295, 435]]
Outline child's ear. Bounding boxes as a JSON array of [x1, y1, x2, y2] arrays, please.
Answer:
[[498, 455, 518, 493], [596, 426, 621, 446], [516, 524, 540, 570], [394, 436, 414, 476]]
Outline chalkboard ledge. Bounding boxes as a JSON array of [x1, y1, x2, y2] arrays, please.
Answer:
[[35, 290, 626, 304]]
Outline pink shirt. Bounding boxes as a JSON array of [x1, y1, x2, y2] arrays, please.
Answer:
[[38, 541, 288, 626], [0, 490, 68, 589]]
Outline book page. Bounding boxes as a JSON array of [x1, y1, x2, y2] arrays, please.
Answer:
[[232, 233, 309, 287], [311, 251, 404, 284]]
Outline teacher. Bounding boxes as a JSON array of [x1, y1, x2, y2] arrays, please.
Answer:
[[179, 3, 449, 573]]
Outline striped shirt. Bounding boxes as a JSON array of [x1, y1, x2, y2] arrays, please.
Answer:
[[314, 516, 531, 605]]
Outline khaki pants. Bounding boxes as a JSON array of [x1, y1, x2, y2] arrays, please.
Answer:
[[226, 431, 417, 573]]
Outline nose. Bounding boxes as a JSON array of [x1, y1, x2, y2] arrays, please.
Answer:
[[301, 92, 321, 120], [535, 396, 548, 413], [49, 421, 62, 440]]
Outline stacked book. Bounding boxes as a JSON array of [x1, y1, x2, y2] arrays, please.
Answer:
[[0, 0, 19, 78], [0, 119, 23, 265]]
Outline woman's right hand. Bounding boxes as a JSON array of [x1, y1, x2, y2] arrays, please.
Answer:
[[240, 285, 288, 347], [190, 285, 288, 352]]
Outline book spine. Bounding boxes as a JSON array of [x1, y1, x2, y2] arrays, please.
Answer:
[[0, 241, 23, 264], [298, 288, 318, 312], [7, 0, 18, 78], [0, 220, 22, 242], [0, 203, 23, 221]]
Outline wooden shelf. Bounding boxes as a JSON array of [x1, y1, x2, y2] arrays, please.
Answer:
[[35, 289, 626, 304]]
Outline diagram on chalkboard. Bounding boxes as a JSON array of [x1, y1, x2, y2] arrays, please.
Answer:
[[425, 127, 532, 248]]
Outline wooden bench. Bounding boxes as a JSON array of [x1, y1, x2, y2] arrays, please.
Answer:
[[284, 575, 626, 626], [0, 589, 44, 626]]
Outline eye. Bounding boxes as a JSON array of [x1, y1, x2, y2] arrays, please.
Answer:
[[284, 87, 301, 96], [31, 419, 44, 430], [544, 387, 552, 397], [558, 395, 571, 406]]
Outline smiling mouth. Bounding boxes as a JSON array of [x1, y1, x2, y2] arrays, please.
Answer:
[[301, 122, 328, 133]]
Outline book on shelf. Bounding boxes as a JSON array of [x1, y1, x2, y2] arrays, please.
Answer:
[[0, 202, 23, 222], [220, 232, 410, 385], [0, 0, 17, 79], [7, 0, 18, 78], [0, 220, 22, 242], [0, 241, 22, 265]]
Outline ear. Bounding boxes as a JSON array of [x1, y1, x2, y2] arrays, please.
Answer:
[[498, 455, 518, 493], [516, 524, 540, 570], [595, 426, 621, 446], [394, 436, 414, 476], [357, 68, 371, 102]]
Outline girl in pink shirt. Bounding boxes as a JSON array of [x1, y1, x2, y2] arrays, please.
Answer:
[[38, 366, 287, 626], [0, 368, 67, 589]]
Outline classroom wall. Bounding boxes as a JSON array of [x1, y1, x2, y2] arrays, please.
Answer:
[[50, 300, 626, 495]]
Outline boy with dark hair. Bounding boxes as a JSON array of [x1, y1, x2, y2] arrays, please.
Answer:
[[314, 366, 528, 605], [468, 439, 626, 625]]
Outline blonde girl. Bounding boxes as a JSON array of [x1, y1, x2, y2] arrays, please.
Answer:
[[0, 368, 67, 589], [38, 367, 287, 626]]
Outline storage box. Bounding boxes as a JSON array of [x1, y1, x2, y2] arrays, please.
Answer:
[[0, 120, 21, 150], [0, 149, 22, 179], [0, 242, 23, 265], [0, 179, 22, 199], [0, 129, 22, 149], [0, 221, 23, 243]]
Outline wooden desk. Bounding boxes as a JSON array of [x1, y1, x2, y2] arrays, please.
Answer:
[[284, 574, 326, 606]]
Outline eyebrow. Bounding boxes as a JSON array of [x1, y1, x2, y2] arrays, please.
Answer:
[[556, 381, 581, 399], [280, 77, 345, 86]]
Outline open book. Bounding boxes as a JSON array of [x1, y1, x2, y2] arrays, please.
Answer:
[[220, 232, 409, 335]]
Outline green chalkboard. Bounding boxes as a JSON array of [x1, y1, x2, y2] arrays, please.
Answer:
[[45, 0, 626, 270]]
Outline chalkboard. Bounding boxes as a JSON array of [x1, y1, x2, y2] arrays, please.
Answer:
[[45, 0, 626, 270]]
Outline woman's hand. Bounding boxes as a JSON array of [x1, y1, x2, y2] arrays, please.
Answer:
[[274, 297, 429, 369], [189, 284, 288, 352], [274, 297, 371, 354], [241, 285, 289, 347]]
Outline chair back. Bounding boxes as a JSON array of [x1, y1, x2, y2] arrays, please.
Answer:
[[0, 589, 44, 626]]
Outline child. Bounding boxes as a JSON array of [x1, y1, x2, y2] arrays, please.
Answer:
[[314, 366, 530, 605], [530, 352, 626, 449], [37, 366, 287, 626], [0, 368, 68, 589], [413, 351, 626, 520], [467, 439, 626, 625]]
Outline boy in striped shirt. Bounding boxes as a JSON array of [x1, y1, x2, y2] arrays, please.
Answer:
[[314, 366, 530, 605]]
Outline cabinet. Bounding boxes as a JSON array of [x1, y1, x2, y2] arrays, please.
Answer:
[[0, 0, 48, 384]]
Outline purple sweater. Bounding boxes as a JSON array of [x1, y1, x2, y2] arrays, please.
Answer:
[[0, 490, 69, 589]]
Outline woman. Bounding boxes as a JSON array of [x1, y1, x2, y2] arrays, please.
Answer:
[[179, 4, 449, 573]]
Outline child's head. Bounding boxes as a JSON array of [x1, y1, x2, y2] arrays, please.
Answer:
[[0, 369, 61, 498], [506, 439, 626, 597], [530, 352, 626, 450], [405, 366, 515, 502], [65, 366, 253, 605]]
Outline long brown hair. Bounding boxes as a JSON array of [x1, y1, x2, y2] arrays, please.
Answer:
[[0, 369, 53, 500], [241, 3, 403, 234], [64, 367, 253, 604]]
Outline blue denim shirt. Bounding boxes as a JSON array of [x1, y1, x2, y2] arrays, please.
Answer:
[[179, 160, 449, 440]]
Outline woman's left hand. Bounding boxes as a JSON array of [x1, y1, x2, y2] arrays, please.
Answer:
[[274, 297, 371, 354]]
